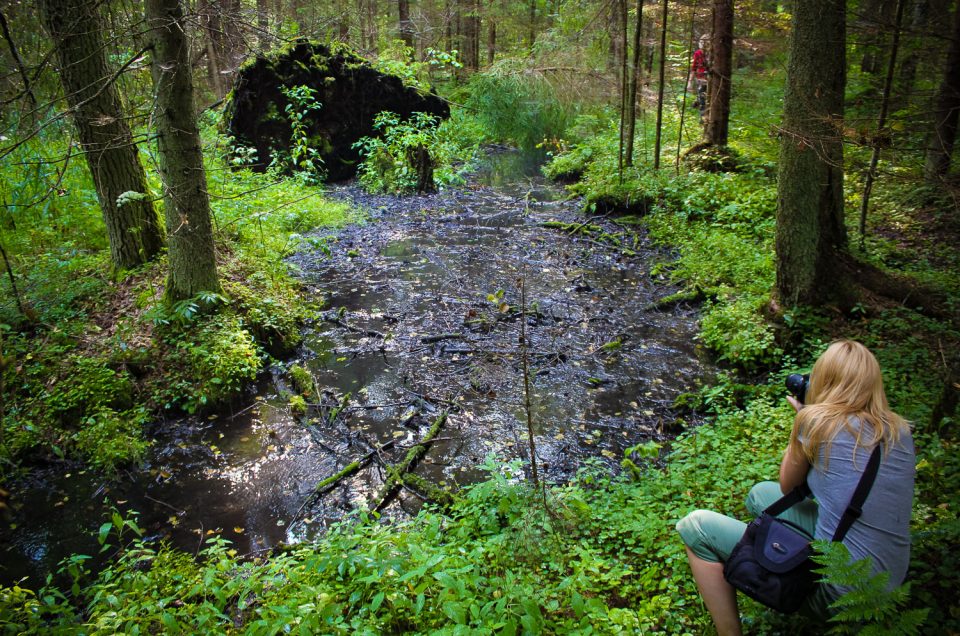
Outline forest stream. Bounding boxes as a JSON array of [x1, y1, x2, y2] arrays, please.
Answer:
[[0, 150, 714, 587]]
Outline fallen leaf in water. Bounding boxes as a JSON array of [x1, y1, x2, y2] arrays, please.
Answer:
[[168, 516, 179, 527], [601, 450, 616, 459], [234, 526, 244, 534]]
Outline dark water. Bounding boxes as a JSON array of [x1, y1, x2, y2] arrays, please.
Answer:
[[0, 150, 712, 588]]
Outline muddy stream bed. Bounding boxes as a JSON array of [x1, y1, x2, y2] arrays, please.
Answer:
[[1, 151, 713, 587]]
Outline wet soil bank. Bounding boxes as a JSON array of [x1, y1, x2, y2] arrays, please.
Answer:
[[0, 150, 713, 587]]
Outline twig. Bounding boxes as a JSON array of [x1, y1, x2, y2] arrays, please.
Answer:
[[144, 494, 183, 513]]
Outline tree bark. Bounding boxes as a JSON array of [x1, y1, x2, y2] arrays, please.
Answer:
[[896, 0, 930, 108], [462, 0, 480, 70], [858, 0, 897, 75], [197, 0, 228, 97], [487, 0, 496, 66], [609, 0, 626, 75], [924, 4, 960, 182], [0, 8, 38, 112], [859, 0, 906, 243], [398, 0, 414, 48], [257, 0, 272, 52], [528, 0, 536, 49], [624, 0, 644, 167], [40, 0, 164, 270], [146, 0, 221, 301], [653, 0, 667, 169], [775, 0, 847, 306], [705, 0, 732, 146]]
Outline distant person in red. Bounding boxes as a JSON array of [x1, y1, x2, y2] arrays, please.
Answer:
[[691, 35, 710, 123]]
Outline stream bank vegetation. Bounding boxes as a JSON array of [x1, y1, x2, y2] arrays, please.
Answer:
[[1, 0, 959, 634]]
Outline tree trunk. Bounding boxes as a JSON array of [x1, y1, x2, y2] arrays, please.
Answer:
[[618, 0, 628, 177], [398, 0, 414, 48], [653, 0, 667, 169], [624, 0, 644, 167], [40, 0, 164, 270], [146, 0, 220, 301], [858, 0, 896, 75], [609, 0, 626, 75], [367, 0, 379, 53], [924, 4, 960, 182], [775, 0, 847, 306], [257, 0, 272, 52], [858, 0, 906, 244], [705, 0, 732, 146], [528, 0, 536, 48], [896, 0, 930, 108], [336, 0, 350, 41], [487, 0, 496, 66], [221, 0, 246, 76], [444, 0, 453, 52], [462, 0, 480, 70], [0, 8, 38, 113]]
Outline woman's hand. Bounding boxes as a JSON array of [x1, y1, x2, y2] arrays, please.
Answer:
[[786, 395, 804, 413]]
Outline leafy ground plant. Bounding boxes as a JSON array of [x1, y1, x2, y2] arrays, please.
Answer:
[[353, 110, 478, 194]]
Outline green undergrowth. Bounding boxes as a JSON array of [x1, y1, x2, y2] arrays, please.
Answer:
[[553, 122, 782, 369], [0, 400, 791, 634], [3, 338, 954, 634], [353, 110, 483, 194], [0, 120, 358, 474]]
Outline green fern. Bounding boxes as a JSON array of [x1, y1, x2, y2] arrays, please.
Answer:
[[812, 540, 928, 635]]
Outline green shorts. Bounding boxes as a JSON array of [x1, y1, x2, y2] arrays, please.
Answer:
[[676, 481, 834, 620]]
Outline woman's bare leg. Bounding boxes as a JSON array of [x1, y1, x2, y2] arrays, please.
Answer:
[[684, 546, 742, 636]]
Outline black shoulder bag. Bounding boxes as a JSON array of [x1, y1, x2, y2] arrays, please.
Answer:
[[722, 446, 882, 614]]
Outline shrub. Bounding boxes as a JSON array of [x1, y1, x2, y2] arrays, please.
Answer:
[[354, 111, 475, 193], [72, 407, 150, 472]]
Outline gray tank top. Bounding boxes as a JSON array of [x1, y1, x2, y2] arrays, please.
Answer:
[[805, 418, 915, 597]]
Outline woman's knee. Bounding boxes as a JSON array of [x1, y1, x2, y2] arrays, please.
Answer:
[[746, 481, 783, 516], [677, 509, 741, 563]]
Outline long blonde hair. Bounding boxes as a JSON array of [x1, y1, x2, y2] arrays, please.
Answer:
[[789, 340, 908, 466]]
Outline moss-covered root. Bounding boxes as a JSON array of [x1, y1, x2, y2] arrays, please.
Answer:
[[289, 364, 317, 401], [315, 460, 361, 493], [373, 412, 448, 512]]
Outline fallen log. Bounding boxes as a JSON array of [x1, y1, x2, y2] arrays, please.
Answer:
[[288, 437, 400, 526], [372, 412, 448, 513]]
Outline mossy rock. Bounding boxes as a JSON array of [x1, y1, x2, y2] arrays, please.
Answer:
[[583, 191, 654, 217], [224, 40, 449, 181], [682, 143, 743, 173]]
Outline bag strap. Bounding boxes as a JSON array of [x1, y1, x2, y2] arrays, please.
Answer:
[[762, 444, 883, 536], [763, 482, 812, 517], [831, 445, 883, 542]]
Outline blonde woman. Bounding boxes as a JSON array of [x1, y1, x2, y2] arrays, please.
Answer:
[[676, 340, 915, 635]]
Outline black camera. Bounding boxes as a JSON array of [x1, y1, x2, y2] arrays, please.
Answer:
[[785, 373, 809, 404]]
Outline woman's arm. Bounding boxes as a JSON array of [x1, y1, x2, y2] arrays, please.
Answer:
[[779, 443, 810, 494], [780, 398, 810, 494]]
